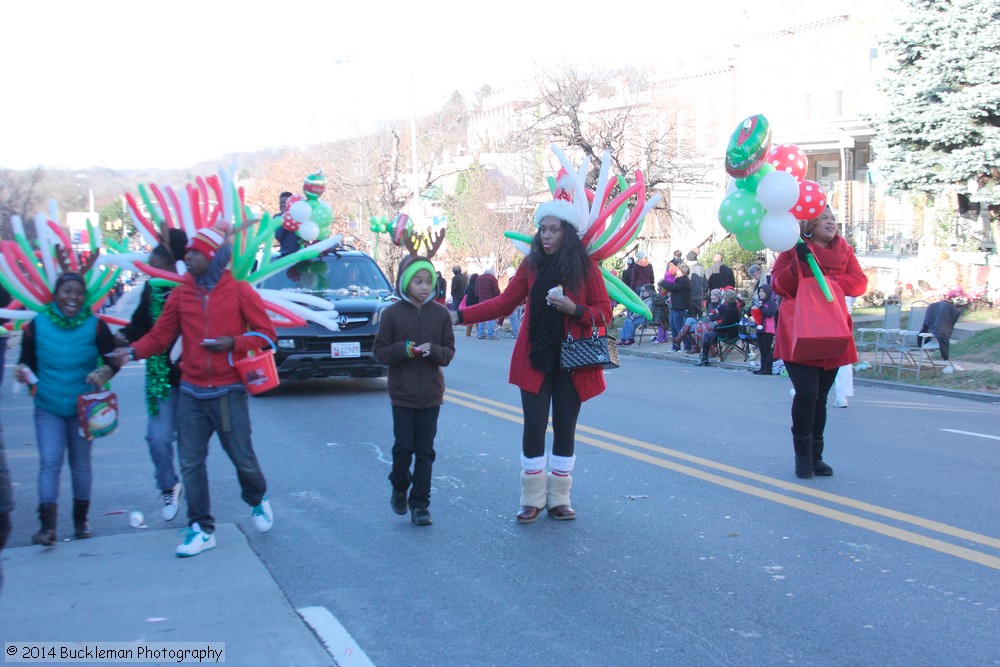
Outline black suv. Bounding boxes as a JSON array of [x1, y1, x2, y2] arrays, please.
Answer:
[[261, 246, 397, 381]]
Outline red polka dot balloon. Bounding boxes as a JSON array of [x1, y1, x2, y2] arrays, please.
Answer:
[[767, 144, 808, 182], [791, 180, 827, 221], [282, 212, 301, 232]]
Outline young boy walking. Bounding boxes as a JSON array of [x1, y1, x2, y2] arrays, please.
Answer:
[[373, 256, 455, 526]]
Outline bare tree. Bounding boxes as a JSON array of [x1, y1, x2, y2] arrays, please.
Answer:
[[0, 167, 46, 237]]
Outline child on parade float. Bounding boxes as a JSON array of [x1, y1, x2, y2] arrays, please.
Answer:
[[373, 255, 455, 526]]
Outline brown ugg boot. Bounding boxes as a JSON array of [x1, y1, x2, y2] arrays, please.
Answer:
[[545, 473, 576, 520], [517, 471, 547, 524]]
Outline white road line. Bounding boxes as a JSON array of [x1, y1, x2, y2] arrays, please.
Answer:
[[940, 429, 1000, 441], [298, 606, 376, 667]]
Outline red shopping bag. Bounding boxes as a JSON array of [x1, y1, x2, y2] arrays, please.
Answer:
[[788, 278, 852, 362]]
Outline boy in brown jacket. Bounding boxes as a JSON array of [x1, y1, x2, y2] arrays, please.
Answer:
[[373, 256, 455, 525]]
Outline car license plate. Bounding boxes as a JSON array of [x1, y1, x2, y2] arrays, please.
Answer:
[[330, 342, 361, 358]]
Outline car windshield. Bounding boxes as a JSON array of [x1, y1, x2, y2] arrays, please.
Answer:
[[264, 255, 394, 297]]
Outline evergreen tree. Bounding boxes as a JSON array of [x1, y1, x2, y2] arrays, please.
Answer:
[[870, 0, 1000, 211]]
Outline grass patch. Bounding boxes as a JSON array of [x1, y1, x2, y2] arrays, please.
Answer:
[[951, 328, 1000, 363], [855, 366, 1000, 394]]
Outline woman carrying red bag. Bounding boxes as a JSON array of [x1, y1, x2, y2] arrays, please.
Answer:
[[772, 206, 867, 479]]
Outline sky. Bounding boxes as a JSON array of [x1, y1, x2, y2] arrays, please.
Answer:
[[0, 0, 813, 171]]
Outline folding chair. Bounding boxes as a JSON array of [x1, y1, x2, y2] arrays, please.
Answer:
[[878, 301, 934, 378], [715, 322, 752, 362], [857, 298, 901, 353]]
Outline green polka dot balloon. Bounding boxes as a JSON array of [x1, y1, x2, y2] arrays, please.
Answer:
[[717, 190, 764, 235]]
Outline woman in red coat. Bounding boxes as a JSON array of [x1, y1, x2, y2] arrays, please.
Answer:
[[772, 206, 868, 479], [454, 199, 612, 523]]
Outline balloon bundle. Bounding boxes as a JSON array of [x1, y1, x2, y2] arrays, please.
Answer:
[[118, 166, 345, 332], [0, 201, 120, 325], [281, 171, 335, 243], [718, 114, 827, 253], [504, 145, 661, 320]]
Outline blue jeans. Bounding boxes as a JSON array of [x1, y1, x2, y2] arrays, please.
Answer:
[[389, 405, 440, 510], [510, 305, 524, 338], [477, 320, 496, 338], [619, 314, 647, 340], [147, 386, 180, 492], [176, 390, 267, 533], [669, 309, 690, 350], [34, 407, 92, 504]]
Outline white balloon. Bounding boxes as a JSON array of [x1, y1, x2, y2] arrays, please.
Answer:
[[726, 177, 737, 194], [298, 220, 319, 241], [759, 211, 801, 252], [756, 171, 799, 212], [289, 200, 312, 224]]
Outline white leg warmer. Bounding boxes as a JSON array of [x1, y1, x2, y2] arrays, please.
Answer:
[[546, 472, 573, 509], [520, 454, 547, 474], [519, 470, 547, 509], [548, 454, 576, 476]]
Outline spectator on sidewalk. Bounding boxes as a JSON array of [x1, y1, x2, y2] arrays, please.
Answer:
[[630, 251, 655, 294], [475, 268, 501, 339], [706, 253, 736, 292], [662, 263, 692, 352], [449, 266, 467, 311], [463, 274, 479, 337], [118, 226, 277, 558], [687, 251, 705, 317], [752, 284, 779, 376], [618, 284, 655, 346]]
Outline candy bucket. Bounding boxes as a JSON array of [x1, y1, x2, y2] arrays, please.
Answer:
[[230, 333, 280, 395]]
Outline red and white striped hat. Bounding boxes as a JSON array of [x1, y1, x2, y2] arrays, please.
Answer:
[[187, 227, 225, 260]]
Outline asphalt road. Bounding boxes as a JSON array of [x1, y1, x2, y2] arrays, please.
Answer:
[[2, 332, 998, 666]]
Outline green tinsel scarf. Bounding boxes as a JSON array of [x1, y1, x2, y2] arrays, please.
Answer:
[[145, 286, 172, 415]]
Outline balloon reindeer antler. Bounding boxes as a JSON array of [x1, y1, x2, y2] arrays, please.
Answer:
[[404, 227, 445, 259], [503, 144, 660, 320]]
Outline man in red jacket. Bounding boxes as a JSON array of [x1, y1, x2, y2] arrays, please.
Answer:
[[118, 226, 277, 558]]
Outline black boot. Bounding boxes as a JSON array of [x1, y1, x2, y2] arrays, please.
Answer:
[[812, 439, 833, 476], [32, 502, 57, 547], [73, 499, 92, 539], [695, 348, 710, 366], [793, 436, 814, 479]]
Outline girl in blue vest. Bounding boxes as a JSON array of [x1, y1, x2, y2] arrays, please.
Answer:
[[15, 272, 122, 546]]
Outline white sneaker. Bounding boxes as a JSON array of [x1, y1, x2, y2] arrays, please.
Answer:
[[161, 482, 182, 522], [251, 497, 273, 533], [834, 397, 848, 408], [176, 522, 216, 558]]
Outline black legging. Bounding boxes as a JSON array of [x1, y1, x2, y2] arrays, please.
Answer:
[[520, 370, 581, 459], [784, 362, 839, 440]]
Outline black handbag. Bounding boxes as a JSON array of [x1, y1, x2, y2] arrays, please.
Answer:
[[560, 310, 620, 371]]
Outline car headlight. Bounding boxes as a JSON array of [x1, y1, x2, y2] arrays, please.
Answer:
[[276, 338, 296, 350]]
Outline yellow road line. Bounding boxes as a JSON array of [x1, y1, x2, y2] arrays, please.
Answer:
[[445, 388, 1000, 569]]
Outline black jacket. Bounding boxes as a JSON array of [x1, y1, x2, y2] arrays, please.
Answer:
[[663, 276, 691, 311]]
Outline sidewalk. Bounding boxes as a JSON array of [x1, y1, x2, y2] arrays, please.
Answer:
[[614, 327, 1000, 403], [0, 525, 333, 666]]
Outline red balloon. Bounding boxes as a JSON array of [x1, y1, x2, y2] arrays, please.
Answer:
[[282, 212, 301, 232], [791, 180, 827, 221], [767, 144, 808, 181]]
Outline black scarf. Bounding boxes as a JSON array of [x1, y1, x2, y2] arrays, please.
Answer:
[[528, 255, 563, 373]]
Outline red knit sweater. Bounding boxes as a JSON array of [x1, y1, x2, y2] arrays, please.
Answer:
[[461, 257, 612, 401]]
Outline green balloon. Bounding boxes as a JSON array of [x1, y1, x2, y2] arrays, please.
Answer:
[[309, 200, 334, 226], [735, 162, 775, 194], [718, 190, 764, 235], [736, 229, 766, 251]]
